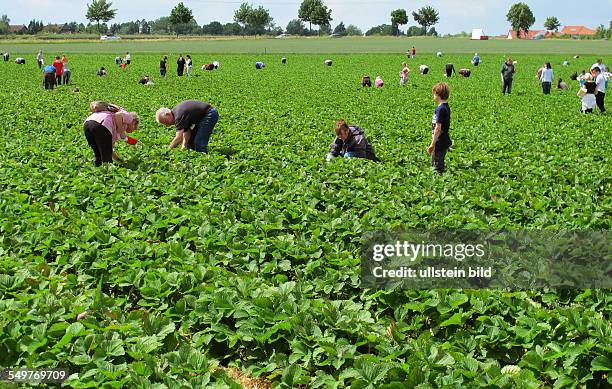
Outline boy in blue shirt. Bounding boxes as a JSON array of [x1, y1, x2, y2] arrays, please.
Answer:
[[428, 82, 452, 174], [43, 64, 56, 90]]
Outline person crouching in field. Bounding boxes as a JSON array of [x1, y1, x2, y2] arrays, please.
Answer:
[[43, 65, 56, 90], [362, 75, 371, 87], [156, 100, 219, 153], [557, 79, 568, 90], [139, 75, 153, 85], [419, 65, 429, 75], [2, 52, 9, 62], [472, 53, 480, 66], [375, 76, 384, 87], [428, 83, 452, 175], [400, 62, 410, 85], [97, 67, 107, 76], [62, 66, 71, 85], [445, 63, 456, 77], [83, 102, 140, 166], [458, 68, 471, 77], [326, 120, 379, 162], [577, 74, 597, 113]]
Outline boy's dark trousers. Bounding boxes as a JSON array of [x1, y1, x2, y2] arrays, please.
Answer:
[[542, 82, 551, 94], [432, 147, 448, 174], [44, 73, 56, 90], [596, 92, 605, 112], [502, 78, 513, 94]]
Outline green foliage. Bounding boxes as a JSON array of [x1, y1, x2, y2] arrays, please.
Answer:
[[544, 16, 561, 32], [0, 52, 610, 388], [0, 14, 10, 35], [506, 2, 536, 39], [169, 2, 194, 35], [85, 0, 117, 32], [202, 21, 224, 36], [298, 0, 332, 34], [333, 22, 346, 36], [390, 9, 408, 36], [365, 24, 393, 36], [286, 19, 308, 36], [234, 2, 273, 35], [412, 6, 439, 31], [345, 24, 363, 36]]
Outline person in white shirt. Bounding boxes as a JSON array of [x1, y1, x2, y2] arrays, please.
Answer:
[[591, 66, 606, 112], [37, 50, 43, 69], [186, 54, 193, 77], [591, 59, 606, 73], [419, 64, 429, 74], [125, 52, 131, 65], [540, 62, 554, 95]]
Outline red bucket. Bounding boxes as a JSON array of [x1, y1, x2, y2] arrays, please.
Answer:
[[126, 136, 138, 145]]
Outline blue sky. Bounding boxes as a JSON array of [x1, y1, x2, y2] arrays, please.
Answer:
[[3, 0, 611, 35]]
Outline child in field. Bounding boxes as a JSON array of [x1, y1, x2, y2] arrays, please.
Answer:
[[326, 120, 378, 161], [186, 54, 193, 77], [458, 68, 471, 77], [160, 56, 168, 77], [577, 74, 597, 113], [375, 76, 384, 87], [578, 70, 587, 87], [362, 75, 371, 87], [43, 65, 56, 90], [472, 53, 480, 66], [428, 83, 452, 174], [400, 62, 409, 85]]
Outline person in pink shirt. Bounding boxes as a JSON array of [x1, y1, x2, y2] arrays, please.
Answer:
[[375, 76, 384, 88], [83, 101, 140, 166], [52, 56, 63, 85], [400, 62, 410, 85]]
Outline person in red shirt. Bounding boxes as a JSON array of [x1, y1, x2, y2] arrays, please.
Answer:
[[52, 56, 63, 85]]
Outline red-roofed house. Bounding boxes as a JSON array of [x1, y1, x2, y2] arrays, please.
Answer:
[[507, 29, 557, 39], [9, 25, 28, 34], [561, 26, 596, 37]]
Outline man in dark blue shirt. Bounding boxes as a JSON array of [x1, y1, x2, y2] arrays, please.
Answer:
[[428, 83, 452, 174]]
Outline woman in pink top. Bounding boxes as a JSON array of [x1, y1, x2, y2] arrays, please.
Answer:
[[83, 102, 139, 166]]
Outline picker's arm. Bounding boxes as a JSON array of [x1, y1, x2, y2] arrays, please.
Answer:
[[169, 130, 184, 149]]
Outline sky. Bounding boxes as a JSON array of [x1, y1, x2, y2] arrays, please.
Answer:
[[2, 0, 611, 35]]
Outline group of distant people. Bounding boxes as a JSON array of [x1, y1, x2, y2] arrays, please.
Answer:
[[41, 52, 71, 90]]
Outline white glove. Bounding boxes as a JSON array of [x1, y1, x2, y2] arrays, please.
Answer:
[[326, 153, 334, 162]]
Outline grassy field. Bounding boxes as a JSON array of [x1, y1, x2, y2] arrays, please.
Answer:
[[0, 51, 610, 387], [1, 36, 611, 55]]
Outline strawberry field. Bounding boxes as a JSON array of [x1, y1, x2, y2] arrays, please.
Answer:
[[0, 52, 610, 388]]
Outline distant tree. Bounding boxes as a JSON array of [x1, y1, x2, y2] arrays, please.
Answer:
[[169, 2, 194, 35], [594, 24, 607, 39], [202, 21, 224, 35], [412, 6, 439, 31], [318, 23, 331, 36], [86, 0, 117, 33], [406, 25, 426, 37], [0, 15, 10, 35], [223, 22, 243, 35], [506, 2, 535, 39], [140, 20, 150, 34], [608, 20, 612, 39], [27, 20, 44, 34], [333, 21, 346, 36], [151, 17, 172, 34], [298, 0, 332, 34], [267, 23, 283, 36], [286, 19, 307, 35], [390, 9, 408, 36], [234, 2, 273, 35], [544, 16, 561, 32], [109, 23, 120, 34], [345, 24, 362, 36], [427, 27, 438, 36], [365, 24, 393, 36]]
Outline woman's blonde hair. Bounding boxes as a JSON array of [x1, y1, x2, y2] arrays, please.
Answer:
[[335, 119, 349, 136]]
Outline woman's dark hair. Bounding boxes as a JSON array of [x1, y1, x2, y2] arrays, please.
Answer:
[[545, 62, 551, 69]]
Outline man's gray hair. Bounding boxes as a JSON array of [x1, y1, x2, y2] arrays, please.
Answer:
[[155, 107, 172, 124]]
